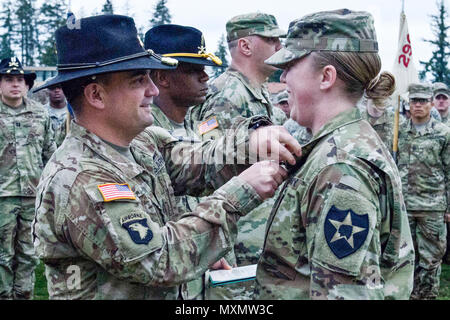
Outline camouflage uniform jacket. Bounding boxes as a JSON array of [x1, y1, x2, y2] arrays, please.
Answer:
[[255, 108, 414, 299], [358, 103, 408, 154], [151, 104, 203, 214], [441, 114, 449, 127], [189, 68, 287, 141], [33, 120, 263, 300], [397, 118, 450, 212], [0, 97, 56, 197], [44, 103, 69, 147]]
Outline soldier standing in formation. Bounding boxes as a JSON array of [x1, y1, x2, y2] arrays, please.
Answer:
[[433, 82, 449, 127], [399, 83, 450, 300], [0, 57, 56, 299], [32, 14, 301, 299], [144, 23, 225, 300], [272, 90, 290, 119], [44, 84, 69, 147], [254, 9, 415, 300]]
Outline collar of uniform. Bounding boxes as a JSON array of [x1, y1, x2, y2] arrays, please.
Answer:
[[0, 96, 31, 114], [310, 107, 362, 142], [68, 121, 145, 179], [406, 117, 435, 136], [228, 68, 270, 103], [151, 102, 175, 130]]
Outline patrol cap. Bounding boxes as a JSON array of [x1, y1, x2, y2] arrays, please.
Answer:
[[265, 9, 378, 68], [0, 56, 37, 89], [274, 90, 289, 104], [226, 12, 286, 42], [433, 82, 449, 98], [408, 82, 433, 99], [33, 14, 177, 92], [145, 24, 223, 67]]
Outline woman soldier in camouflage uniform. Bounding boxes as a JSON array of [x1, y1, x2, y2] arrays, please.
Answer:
[[254, 9, 415, 300]]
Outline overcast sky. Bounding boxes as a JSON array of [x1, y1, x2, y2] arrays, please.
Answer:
[[67, 0, 449, 74]]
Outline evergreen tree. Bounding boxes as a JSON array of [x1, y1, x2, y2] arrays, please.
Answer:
[[0, 0, 15, 58], [38, 0, 67, 66], [102, 0, 114, 15], [15, 0, 39, 65], [212, 34, 229, 79], [149, 0, 171, 27], [419, 0, 450, 85]]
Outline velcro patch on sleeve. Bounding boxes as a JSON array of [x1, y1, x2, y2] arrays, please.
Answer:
[[97, 183, 136, 202], [198, 116, 219, 135]]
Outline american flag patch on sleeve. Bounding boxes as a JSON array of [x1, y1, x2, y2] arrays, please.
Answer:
[[97, 183, 136, 202], [198, 116, 219, 135]]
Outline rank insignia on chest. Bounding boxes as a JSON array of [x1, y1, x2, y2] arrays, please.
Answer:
[[153, 153, 165, 175], [120, 212, 153, 245], [198, 117, 219, 135], [97, 183, 136, 202], [324, 206, 369, 259]]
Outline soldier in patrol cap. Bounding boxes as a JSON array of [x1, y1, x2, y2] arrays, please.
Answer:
[[433, 82, 449, 126], [254, 9, 415, 300], [273, 90, 290, 118], [400, 82, 450, 299], [144, 24, 224, 300], [31, 14, 301, 299], [188, 12, 288, 300], [0, 56, 56, 299]]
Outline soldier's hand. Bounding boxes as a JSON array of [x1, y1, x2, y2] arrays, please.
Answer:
[[249, 125, 302, 165], [210, 257, 232, 270], [239, 160, 288, 200], [445, 213, 450, 223]]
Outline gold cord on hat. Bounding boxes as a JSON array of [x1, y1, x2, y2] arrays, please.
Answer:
[[163, 52, 223, 66]]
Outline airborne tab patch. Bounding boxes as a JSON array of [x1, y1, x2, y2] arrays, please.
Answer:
[[120, 212, 153, 245], [198, 117, 219, 135], [324, 205, 369, 259], [97, 183, 136, 202]]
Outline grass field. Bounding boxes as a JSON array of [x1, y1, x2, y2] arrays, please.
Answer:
[[33, 261, 450, 300]]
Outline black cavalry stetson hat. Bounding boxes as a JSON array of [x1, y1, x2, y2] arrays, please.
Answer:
[[34, 14, 177, 92], [144, 24, 224, 67], [0, 56, 37, 89]]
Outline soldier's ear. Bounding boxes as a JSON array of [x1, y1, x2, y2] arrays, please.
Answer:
[[319, 65, 337, 91], [237, 38, 252, 57], [83, 82, 106, 110], [152, 70, 169, 88]]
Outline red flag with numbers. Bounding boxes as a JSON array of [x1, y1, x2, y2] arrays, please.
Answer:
[[392, 12, 419, 100]]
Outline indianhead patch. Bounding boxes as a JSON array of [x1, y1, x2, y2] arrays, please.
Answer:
[[120, 212, 153, 245], [324, 205, 369, 259], [198, 117, 219, 135]]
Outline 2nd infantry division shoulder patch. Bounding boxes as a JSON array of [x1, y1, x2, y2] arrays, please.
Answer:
[[97, 183, 136, 202], [324, 205, 369, 259], [198, 116, 219, 135]]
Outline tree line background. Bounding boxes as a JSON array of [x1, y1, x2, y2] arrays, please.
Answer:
[[0, 0, 448, 84]]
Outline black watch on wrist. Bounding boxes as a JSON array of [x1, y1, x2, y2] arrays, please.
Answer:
[[248, 116, 272, 130]]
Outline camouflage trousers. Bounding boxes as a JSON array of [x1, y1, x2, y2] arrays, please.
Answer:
[[443, 222, 450, 265], [407, 211, 447, 300], [0, 197, 39, 300]]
